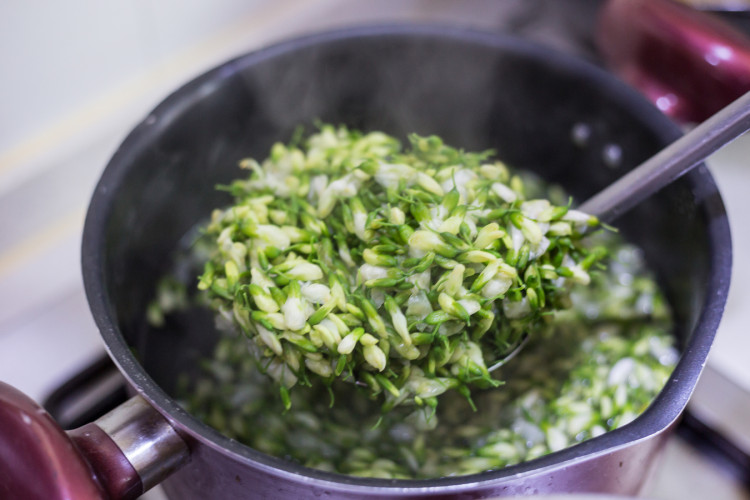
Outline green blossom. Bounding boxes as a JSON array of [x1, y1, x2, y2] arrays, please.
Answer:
[[195, 125, 605, 412]]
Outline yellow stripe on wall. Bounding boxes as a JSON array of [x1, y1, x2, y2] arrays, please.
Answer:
[[0, 211, 83, 279], [0, 0, 328, 179]]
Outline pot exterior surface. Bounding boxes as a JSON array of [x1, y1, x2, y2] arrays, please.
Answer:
[[82, 26, 731, 498], [160, 428, 672, 499]]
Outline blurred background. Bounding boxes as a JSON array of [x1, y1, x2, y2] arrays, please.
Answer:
[[1, 0, 750, 498]]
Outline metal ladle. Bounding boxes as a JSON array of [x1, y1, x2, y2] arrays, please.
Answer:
[[579, 90, 750, 222], [488, 90, 750, 373]]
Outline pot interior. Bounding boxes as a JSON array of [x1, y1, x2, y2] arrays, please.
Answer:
[[83, 26, 730, 483]]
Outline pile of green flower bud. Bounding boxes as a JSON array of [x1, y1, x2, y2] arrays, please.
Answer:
[[182, 237, 676, 479], [197, 125, 606, 411]]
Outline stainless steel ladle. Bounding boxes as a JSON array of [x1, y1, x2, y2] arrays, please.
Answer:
[[488, 90, 750, 373], [579, 90, 750, 222]]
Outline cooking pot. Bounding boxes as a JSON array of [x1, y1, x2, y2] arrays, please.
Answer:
[[0, 25, 731, 499], [597, 0, 750, 122]]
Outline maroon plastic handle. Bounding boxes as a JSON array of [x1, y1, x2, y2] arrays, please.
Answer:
[[597, 0, 750, 123], [0, 381, 142, 500]]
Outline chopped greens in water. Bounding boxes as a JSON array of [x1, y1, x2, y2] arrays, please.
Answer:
[[176, 231, 675, 479], [194, 125, 606, 411], [147, 125, 676, 479]]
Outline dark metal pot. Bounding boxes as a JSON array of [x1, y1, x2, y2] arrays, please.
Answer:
[[0, 25, 731, 499]]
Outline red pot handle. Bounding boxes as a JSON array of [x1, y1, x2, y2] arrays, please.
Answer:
[[596, 0, 750, 123], [0, 381, 188, 499]]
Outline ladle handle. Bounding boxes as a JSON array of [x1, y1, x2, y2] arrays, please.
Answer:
[[0, 381, 189, 499], [579, 90, 750, 222]]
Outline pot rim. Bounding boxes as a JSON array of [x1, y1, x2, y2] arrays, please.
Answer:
[[81, 23, 732, 493]]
